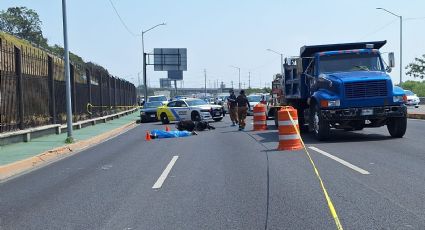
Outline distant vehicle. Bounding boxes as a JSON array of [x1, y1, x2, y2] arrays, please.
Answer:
[[221, 96, 230, 113], [404, 90, 420, 108], [140, 101, 163, 123], [147, 95, 168, 105], [172, 95, 188, 100], [157, 98, 225, 124], [247, 95, 263, 115]]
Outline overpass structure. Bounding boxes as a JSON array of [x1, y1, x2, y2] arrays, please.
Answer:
[[149, 87, 234, 96]]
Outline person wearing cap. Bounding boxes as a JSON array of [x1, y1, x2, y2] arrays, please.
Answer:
[[236, 90, 250, 131], [227, 89, 238, 126]]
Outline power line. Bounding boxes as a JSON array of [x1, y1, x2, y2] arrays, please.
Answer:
[[107, 0, 140, 37], [404, 16, 425, 21], [358, 18, 398, 41]]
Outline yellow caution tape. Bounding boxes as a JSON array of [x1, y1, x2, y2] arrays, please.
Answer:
[[285, 109, 343, 230], [86, 103, 141, 115]]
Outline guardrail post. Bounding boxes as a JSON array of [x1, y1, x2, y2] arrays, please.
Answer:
[[113, 77, 117, 107], [86, 68, 92, 118], [14, 46, 24, 130], [47, 56, 57, 124], [99, 71, 103, 115], [107, 74, 111, 110], [70, 63, 77, 120]]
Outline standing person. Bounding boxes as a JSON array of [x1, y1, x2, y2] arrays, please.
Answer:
[[236, 90, 250, 131], [227, 89, 238, 126]]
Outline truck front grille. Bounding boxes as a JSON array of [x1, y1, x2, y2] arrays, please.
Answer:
[[345, 80, 387, 99]]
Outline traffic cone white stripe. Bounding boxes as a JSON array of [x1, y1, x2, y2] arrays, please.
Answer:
[[279, 120, 298, 126], [279, 134, 299, 140]]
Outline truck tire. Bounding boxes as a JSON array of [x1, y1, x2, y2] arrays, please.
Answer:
[[160, 113, 169, 124], [311, 104, 330, 141], [387, 116, 407, 138]]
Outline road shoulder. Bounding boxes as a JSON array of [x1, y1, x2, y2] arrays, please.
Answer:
[[0, 114, 138, 182]]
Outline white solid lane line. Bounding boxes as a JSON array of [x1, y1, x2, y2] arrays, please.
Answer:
[[152, 156, 179, 189], [308, 146, 370, 175]]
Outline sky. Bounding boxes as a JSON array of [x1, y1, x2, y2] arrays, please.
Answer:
[[1, 0, 424, 88]]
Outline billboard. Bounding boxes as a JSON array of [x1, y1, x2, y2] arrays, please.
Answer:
[[168, 70, 183, 80], [154, 48, 187, 71], [160, 78, 172, 88]]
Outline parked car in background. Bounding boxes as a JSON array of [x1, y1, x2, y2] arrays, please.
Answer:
[[147, 95, 168, 105], [404, 90, 420, 108], [247, 94, 263, 115], [140, 101, 163, 123]]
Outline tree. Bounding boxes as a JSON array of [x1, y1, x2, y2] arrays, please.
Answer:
[[0, 7, 48, 48], [49, 44, 85, 67], [400, 80, 425, 97], [405, 54, 425, 79]]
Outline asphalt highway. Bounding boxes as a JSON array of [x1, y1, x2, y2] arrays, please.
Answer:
[[1, 116, 425, 229]]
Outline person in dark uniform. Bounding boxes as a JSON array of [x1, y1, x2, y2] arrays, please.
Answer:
[[236, 90, 250, 131], [227, 89, 238, 126]]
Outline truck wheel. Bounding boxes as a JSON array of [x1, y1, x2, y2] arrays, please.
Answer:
[[387, 117, 407, 138], [311, 104, 330, 141], [160, 113, 169, 124]]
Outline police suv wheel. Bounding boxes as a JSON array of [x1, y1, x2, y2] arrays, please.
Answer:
[[160, 113, 169, 124], [191, 112, 201, 122]]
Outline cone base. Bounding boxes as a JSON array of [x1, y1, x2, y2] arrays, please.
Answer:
[[278, 144, 303, 151]]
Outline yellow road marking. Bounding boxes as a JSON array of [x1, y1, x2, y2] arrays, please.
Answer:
[[285, 109, 343, 230]]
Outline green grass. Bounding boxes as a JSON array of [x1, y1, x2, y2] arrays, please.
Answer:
[[0, 31, 45, 53]]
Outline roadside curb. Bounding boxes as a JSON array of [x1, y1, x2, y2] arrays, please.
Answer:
[[407, 113, 425, 120], [0, 120, 138, 182]]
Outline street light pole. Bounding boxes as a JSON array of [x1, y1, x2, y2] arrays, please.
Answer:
[[266, 49, 284, 80], [230, 65, 241, 90], [61, 0, 73, 142], [142, 23, 166, 102], [376, 8, 403, 84]]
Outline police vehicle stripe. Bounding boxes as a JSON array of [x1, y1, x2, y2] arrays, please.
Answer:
[[170, 109, 181, 120]]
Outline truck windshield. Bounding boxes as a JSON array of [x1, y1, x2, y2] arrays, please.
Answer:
[[318, 52, 384, 74]]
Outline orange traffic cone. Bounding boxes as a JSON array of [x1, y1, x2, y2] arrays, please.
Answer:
[[145, 131, 152, 141], [165, 125, 170, 132]]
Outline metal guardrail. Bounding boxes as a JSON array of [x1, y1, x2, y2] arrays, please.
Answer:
[[0, 108, 137, 146]]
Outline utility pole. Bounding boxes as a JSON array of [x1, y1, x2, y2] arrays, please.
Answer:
[[62, 0, 73, 142], [376, 8, 403, 84], [204, 69, 207, 97], [141, 23, 166, 102], [137, 72, 141, 96], [248, 72, 251, 89], [231, 80, 234, 89]]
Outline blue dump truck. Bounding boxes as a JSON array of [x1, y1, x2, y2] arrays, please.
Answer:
[[273, 41, 407, 140]]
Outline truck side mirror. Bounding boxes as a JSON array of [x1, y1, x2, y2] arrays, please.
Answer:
[[388, 52, 395, 68]]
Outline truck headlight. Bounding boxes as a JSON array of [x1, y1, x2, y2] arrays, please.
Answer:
[[393, 95, 407, 103], [141, 112, 146, 115]]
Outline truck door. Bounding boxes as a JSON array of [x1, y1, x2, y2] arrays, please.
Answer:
[[306, 58, 317, 94]]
